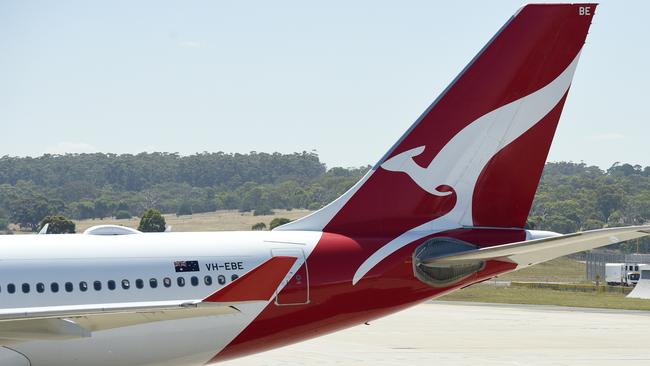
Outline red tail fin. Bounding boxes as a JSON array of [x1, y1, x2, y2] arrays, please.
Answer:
[[279, 4, 597, 236]]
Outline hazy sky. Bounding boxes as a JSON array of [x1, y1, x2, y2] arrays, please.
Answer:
[[1, 1, 648, 169]]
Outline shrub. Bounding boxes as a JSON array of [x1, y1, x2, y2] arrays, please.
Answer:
[[37, 215, 76, 234], [269, 217, 292, 230], [251, 222, 267, 231], [138, 209, 166, 232]]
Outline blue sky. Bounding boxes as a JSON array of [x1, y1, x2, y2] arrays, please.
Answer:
[[1, 1, 648, 169]]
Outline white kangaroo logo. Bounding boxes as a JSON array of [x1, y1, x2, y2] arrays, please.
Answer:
[[381, 146, 453, 196], [352, 52, 582, 285]]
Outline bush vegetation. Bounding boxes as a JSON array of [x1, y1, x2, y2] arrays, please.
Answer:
[[1, 151, 650, 253]]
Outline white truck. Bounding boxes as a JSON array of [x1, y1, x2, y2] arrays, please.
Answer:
[[605, 263, 641, 286]]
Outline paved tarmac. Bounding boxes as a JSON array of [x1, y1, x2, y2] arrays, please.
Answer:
[[221, 301, 650, 366]]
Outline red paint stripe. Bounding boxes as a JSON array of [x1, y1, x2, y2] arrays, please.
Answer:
[[203, 256, 297, 303]]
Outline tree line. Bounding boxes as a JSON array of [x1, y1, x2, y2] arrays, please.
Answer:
[[0, 152, 366, 230], [1, 153, 650, 253]]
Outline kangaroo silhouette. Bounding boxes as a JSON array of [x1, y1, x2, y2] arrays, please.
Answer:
[[380, 146, 453, 196]]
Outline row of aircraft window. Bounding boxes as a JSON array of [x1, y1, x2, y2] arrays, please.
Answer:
[[0, 274, 240, 294]]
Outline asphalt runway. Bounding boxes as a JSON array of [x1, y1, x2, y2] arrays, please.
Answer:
[[221, 301, 650, 366]]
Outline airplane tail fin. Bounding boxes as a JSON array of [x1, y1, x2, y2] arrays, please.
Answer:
[[278, 4, 597, 237]]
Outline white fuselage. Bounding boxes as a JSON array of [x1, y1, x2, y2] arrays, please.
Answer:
[[0, 231, 321, 366]]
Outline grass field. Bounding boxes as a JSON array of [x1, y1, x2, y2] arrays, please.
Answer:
[[437, 258, 650, 311], [74, 209, 313, 233], [439, 283, 650, 311], [497, 256, 587, 283]]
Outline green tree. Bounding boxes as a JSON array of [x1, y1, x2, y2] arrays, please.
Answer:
[[72, 201, 96, 220], [93, 197, 114, 219], [37, 215, 76, 234], [115, 210, 132, 219], [251, 222, 267, 231], [138, 209, 167, 232], [176, 201, 193, 216], [543, 215, 578, 234], [12, 196, 59, 231], [582, 219, 605, 231], [269, 217, 292, 230], [596, 185, 625, 221]]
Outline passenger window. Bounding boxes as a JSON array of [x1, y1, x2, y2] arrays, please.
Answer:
[[94, 281, 102, 291], [108, 280, 116, 290], [51, 282, 59, 293], [36, 283, 45, 293], [7, 283, 15, 294], [79, 281, 88, 292], [149, 278, 158, 288], [22, 283, 30, 293], [191, 276, 199, 286], [136, 279, 144, 289], [122, 279, 130, 290], [204, 275, 212, 286], [163, 277, 172, 288], [218, 275, 226, 285], [177, 277, 185, 287], [65, 282, 73, 292], [231, 274, 239, 281]]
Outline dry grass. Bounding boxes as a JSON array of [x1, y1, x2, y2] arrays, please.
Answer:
[[74, 209, 313, 233], [439, 283, 650, 311], [498, 257, 587, 283]]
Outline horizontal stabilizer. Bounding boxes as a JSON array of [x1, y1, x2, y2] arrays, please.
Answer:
[[203, 256, 297, 303], [422, 226, 650, 268]]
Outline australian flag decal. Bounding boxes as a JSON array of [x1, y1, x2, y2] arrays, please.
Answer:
[[174, 260, 200, 272]]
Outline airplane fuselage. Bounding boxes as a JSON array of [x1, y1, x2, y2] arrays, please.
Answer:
[[0, 229, 518, 365]]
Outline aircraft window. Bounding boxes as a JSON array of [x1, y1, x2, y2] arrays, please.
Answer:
[[636, 266, 640, 271], [79, 281, 88, 292], [7, 283, 15, 294], [122, 279, 130, 290], [94, 281, 102, 291], [163, 277, 172, 288], [65, 282, 73, 292], [36, 283, 45, 293], [149, 278, 158, 288], [108, 280, 116, 290], [231, 274, 239, 281], [51, 283, 59, 293], [218, 275, 226, 285], [22, 283, 30, 293], [191, 276, 199, 286], [177, 277, 185, 287], [204, 275, 212, 286], [136, 279, 144, 289]]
